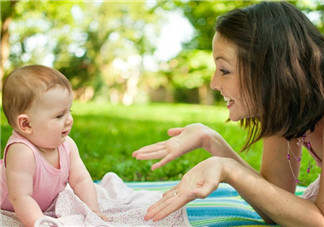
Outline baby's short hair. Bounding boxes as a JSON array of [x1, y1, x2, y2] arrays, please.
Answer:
[[2, 65, 72, 128]]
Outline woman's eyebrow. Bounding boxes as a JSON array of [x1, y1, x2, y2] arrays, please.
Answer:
[[215, 56, 232, 65]]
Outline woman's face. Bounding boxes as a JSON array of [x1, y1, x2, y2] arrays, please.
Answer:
[[211, 32, 251, 121]]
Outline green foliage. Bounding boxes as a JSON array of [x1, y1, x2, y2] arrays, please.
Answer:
[[172, 0, 254, 50], [2, 1, 323, 104], [170, 0, 324, 51], [1, 1, 17, 22], [1, 102, 320, 186], [3, 1, 161, 102], [160, 0, 323, 103]]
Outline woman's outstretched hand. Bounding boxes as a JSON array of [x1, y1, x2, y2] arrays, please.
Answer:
[[144, 157, 233, 221], [132, 123, 213, 170]]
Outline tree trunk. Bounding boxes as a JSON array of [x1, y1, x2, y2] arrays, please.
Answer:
[[1, 0, 17, 91], [199, 84, 214, 105]]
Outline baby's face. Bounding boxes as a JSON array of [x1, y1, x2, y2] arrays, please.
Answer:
[[26, 86, 73, 151]]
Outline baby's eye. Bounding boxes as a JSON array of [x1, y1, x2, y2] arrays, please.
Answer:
[[56, 114, 64, 119]]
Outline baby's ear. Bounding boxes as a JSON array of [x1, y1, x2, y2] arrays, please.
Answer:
[[17, 114, 32, 134]]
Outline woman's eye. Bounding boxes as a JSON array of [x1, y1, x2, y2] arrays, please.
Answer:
[[219, 69, 230, 75]]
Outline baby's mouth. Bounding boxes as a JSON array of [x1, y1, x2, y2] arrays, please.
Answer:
[[62, 129, 70, 137]]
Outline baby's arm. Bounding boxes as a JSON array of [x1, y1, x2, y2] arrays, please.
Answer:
[[67, 137, 108, 221], [6, 143, 44, 227]]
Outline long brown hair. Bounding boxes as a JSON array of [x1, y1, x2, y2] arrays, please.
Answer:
[[215, 2, 324, 151]]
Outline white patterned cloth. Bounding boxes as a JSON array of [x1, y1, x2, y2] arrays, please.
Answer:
[[0, 172, 190, 227]]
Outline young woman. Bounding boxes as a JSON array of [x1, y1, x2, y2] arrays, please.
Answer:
[[133, 2, 324, 226]]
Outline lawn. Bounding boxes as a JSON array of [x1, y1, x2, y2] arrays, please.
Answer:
[[1, 102, 320, 186]]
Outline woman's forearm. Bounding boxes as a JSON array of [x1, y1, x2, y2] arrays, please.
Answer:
[[227, 160, 324, 226], [203, 131, 257, 173]]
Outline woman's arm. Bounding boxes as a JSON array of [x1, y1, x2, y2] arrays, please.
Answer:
[[6, 143, 44, 227], [136, 124, 324, 225], [243, 136, 301, 223], [133, 123, 254, 171], [133, 123, 208, 170], [67, 137, 108, 221], [203, 126, 257, 172], [145, 155, 324, 226], [229, 155, 324, 226]]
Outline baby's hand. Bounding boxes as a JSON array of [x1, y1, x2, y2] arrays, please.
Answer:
[[94, 210, 112, 222]]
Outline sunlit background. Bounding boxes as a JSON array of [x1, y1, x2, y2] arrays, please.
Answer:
[[2, 0, 322, 106]]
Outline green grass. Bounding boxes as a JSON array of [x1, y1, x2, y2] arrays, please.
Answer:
[[1, 102, 320, 186]]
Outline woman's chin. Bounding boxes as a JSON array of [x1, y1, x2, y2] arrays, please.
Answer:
[[228, 113, 244, 122]]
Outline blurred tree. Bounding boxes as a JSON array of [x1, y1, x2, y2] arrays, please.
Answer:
[[1, 1, 160, 104], [2, 1, 78, 79], [152, 0, 254, 104], [1, 0, 323, 104], [0, 0, 17, 90], [154, 0, 323, 104], [53, 2, 160, 103]]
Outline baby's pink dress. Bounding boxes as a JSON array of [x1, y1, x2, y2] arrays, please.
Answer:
[[0, 131, 70, 211]]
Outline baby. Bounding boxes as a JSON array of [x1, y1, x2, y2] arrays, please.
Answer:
[[0, 65, 108, 226]]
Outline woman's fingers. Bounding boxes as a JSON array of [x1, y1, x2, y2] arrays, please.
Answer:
[[151, 155, 174, 170], [167, 127, 184, 137], [135, 149, 168, 160], [132, 142, 175, 170], [145, 187, 188, 222], [132, 142, 166, 157], [145, 157, 227, 221], [145, 195, 171, 220]]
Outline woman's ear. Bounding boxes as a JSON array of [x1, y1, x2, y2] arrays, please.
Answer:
[[17, 114, 32, 134]]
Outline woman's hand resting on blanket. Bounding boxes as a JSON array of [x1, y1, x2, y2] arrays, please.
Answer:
[[144, 156, 235, 222], [132, 123, 216, 170]]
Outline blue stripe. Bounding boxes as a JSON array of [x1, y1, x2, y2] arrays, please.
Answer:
[[94, 180, 303, 226]]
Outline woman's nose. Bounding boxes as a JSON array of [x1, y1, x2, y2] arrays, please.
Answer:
[[210, 72, 221, 91]]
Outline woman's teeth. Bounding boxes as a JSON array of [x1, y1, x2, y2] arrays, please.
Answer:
[[224, 97, 233, 106]]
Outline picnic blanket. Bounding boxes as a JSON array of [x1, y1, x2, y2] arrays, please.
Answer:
[[0, 172, 306, 226], [0, 172, 189, 227], [116, 177, 305, 227]]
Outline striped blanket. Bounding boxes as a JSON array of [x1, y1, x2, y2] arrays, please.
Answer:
[[126, 180, 306, 227], [0, 173, 306, 227]]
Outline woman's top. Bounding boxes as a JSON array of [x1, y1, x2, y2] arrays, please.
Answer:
[[301, 143, 322, 201]]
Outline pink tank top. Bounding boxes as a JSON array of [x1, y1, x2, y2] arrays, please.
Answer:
[[0, 131, 70, 211]]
